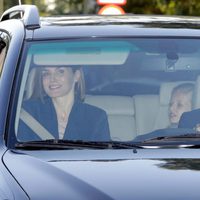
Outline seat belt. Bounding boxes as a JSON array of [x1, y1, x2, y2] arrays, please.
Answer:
[[20, 108, 54, 140]]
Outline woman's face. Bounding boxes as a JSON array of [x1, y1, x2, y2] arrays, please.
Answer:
[[169, 91, 192, 124], [41, 67, 80, 98]]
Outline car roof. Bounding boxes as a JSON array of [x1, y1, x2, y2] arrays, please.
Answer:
[[2, 5, 200, 39], [32, 14, 200, 39]]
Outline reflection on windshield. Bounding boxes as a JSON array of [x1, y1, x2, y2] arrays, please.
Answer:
[[157, 159, 200, 171], [14, 38, 200, 145]]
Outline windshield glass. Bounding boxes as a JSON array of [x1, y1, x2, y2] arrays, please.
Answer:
[[14, 38, 200, 145]]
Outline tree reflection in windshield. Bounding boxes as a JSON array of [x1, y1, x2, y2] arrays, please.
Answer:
[[157, 159, 200, 171]]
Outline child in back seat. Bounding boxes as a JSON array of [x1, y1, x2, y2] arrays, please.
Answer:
[[168, 83, 194, 128]]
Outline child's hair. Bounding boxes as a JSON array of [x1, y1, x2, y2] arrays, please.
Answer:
[[172, 83, 194, 97]]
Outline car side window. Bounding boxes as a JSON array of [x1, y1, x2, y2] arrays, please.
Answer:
[[0, 32, 8, 77]]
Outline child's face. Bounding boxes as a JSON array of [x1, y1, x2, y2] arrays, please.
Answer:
[[169, 91, 192, 124]]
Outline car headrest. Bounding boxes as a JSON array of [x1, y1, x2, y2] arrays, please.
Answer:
[[193, 76, 200, 109], [24, 68, 37, 100]]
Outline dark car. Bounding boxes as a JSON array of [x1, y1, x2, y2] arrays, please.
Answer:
[[1, 4, 200, 200]]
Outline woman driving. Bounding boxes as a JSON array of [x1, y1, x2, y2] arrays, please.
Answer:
[[18, 66, 110, 142]]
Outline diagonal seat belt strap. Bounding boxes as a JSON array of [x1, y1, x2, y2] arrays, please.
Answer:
[[20, 108, 54, 140]]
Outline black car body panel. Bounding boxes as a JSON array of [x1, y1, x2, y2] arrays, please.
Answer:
[[3, 149, 200, 200], [1, 4, 200, 199]]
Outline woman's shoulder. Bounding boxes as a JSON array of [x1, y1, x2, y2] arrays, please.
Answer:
[[22, 97, 52, 112]]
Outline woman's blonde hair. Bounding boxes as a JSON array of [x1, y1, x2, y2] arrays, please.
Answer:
[[30, 66, 85, 101]]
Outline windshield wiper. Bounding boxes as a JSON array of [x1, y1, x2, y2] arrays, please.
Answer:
[[133, 128, 200, 146], [15, 139, 143, 150]]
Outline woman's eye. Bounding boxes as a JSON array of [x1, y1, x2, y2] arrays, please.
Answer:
[[57, 68, 65, 74], [55, 68, 65, 77], [42, 71, 50, 78]]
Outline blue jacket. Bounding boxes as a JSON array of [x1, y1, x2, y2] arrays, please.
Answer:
[[18, 97, 110, 141], [178, 109, 200, 129]]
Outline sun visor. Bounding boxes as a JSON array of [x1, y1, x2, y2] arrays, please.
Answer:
[[31, 41, 133, 66]]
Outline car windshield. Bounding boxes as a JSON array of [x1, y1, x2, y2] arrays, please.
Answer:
[[13, 37, 200, 146]]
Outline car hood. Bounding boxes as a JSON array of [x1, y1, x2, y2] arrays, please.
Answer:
[[3, 148, 200, 200]]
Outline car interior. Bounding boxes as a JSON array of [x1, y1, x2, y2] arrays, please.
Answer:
[[15, 38, 200, 142]]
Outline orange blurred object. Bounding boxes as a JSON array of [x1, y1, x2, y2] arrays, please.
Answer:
[[98, 4, 125, 15], [97, 0, 127, 6]]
